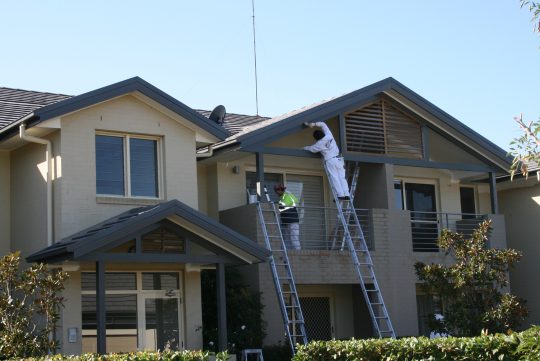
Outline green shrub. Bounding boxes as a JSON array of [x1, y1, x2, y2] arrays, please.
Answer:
[[0, 251, 69, 358], [16, 350, 230, 361], [293, 326, 540, 361]]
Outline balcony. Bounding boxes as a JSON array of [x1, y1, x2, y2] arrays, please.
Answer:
[[219, 204, 507, 255], [410, 211, 488, 252]]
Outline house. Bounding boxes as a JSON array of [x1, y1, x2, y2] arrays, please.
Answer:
[[0, 77, 511, 355], [498, 169, 540, 328]]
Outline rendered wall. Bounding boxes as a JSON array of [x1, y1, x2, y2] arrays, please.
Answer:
[[61, 271, 82, 355], [499, 181, 540, 327], [59, 95, 198, 238], [10, 142, 48, 257], [0, 151, 10, 255]]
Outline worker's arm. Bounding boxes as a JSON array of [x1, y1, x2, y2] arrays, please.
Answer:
[[303, 140, 326, 153], [305, 122, 332, 138]]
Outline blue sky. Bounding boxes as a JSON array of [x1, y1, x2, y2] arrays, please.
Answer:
[[1, 1, 538, 150]]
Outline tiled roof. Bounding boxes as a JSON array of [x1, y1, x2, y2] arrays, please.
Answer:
[[196, 109, 269, 135], [224, 96, 337, 141], [0, 87, 71, 130], [27, 199, 270, 263], [0, 85, 268, 136]]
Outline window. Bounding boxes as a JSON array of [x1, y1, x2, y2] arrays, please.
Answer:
[[96, 134, 160, 198], [81, 272, 183, 352]]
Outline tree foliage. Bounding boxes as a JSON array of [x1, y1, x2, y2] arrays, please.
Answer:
[[415, 220, 528, 336], [510, 2, 540, 178], [0, 251, 69, 357], [509, 114, 540, 179], [201, 267, 266, 355], [521, 1, 540, 33]]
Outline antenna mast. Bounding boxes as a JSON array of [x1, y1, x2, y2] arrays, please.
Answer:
[[251, 0, 259, 115]]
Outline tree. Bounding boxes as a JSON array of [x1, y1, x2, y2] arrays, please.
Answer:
[[510, 2, 540, 178], [521, 1, 540, 33], [0, 251, 69, 357], [509, 114, 540, 179], [415, 220, 528, 336], [201, 267, 266, 355]]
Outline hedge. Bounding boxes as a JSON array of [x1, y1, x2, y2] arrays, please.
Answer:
[[10, 351, 230, 361], [293, 326, 540, 361]]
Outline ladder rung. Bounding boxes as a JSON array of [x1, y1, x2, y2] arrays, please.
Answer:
[[375, 316, 389, 319]]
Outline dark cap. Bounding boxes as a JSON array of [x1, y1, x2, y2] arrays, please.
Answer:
[[274, 183, 286, 192]]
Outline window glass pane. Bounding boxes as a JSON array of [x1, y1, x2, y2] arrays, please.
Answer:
[[142, 227, 185, 254], [81, 272, 137, 291], [130, 138, 158, 197], [82, 294, 138, 353], [394, 180, 404, 210], [246, 172, 283, 203], [145, 298, 180, 351], [96, 135, 124, 195], [142, 272, 180, 290], [460, 187, 476, 218]]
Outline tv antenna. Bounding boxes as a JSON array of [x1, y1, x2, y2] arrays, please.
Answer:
[[251, 0, 259, 115]]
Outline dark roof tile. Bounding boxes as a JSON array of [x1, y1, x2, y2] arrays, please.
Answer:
[[0, 87, 71, 130]]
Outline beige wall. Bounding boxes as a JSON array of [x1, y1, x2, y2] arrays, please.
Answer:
[[428, 130, 486, 166], [184, 270, 203, 350], [499, 181, 540, 327], [197, 165, 208, 215], [61, 271, 82, 355], [0, 151, 10, 255], [394, 165, 492, 214], [10, 142, 48, 257], [59, 95, 198, 238]]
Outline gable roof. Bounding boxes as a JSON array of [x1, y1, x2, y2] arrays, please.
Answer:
[[27, 199, 270, 264], [0, 87, 70, 130], [215, 77, 510, 170], [0, 77, 230, 142]]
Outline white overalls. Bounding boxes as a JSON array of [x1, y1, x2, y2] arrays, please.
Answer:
[[303, 122, 350, 198]]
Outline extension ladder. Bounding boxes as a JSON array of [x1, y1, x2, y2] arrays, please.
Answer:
[[330, 161, 361, 250], [256, 202, 308, 354], [323, 160, 396, 339]]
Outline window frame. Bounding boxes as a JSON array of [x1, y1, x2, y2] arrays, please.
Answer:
[[81, 270, 184, 351], [95, 131, 163, 199]]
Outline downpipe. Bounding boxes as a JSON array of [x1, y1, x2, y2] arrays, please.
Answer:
[[19, 124, 53, 246]]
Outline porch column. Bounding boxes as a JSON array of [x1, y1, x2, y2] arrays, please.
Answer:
[[96, 261, 106, 354], [255, 152, 265, 201], [216, 262, 228, 351], [489, 172, 499, 214]]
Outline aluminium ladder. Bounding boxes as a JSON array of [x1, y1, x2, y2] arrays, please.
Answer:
[[256, 202, 308, 354], [330, 162, 361, 250], [323, 160, 396, 339]]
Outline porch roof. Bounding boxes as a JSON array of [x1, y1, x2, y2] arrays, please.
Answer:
[[26, 199, 270, 264]]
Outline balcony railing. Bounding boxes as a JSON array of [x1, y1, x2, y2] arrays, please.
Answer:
[[281, 205, 371, 251], [411, 211, 487, 252]]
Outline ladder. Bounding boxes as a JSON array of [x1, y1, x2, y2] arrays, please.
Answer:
[[323, 160, 396, 339], [330, 162, 361, 250], [256, 202, 308, 354]]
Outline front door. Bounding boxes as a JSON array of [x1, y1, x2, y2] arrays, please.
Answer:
[[403, 182, 439, 252]]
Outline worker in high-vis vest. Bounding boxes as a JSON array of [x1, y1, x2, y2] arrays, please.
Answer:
[[274, 183, 301, 250]]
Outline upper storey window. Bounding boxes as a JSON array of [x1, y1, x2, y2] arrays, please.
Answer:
[[96, 133, 160, 198]]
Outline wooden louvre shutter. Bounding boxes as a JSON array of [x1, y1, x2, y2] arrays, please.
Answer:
[[345, 100, 424, 159]]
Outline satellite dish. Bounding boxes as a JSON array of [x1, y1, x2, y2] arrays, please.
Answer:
[[209, 105, 226, 125]]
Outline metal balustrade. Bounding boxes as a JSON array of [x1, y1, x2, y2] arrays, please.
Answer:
[[279, 205, 371, 250], [410, 211, 487, 252]]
